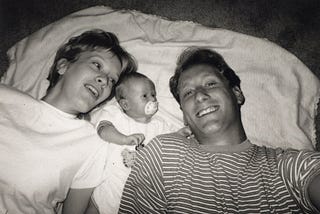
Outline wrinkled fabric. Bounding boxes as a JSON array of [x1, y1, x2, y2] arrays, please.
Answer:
[[1, 5, 318, 150]]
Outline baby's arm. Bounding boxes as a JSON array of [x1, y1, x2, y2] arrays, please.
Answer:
[[98, 120, 145, 146], [62, 188, 94, 214]]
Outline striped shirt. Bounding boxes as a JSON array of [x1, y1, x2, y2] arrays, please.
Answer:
[[119, 133, 320, 213]]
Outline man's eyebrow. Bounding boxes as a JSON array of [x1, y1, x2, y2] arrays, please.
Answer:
[[179, 81, 191, 91]]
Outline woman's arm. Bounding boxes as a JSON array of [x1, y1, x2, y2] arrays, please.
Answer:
[[62, 188, 94, 214], [85, 198, 100, 214]]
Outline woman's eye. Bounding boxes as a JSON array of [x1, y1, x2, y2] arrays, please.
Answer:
[[108, 77, 116, 85], [143, 94, 147, 98], [92, 62, 101, 70]]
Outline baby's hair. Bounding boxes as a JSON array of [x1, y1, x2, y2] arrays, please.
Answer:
[[115, 72, 153, 102], [169, 47, 241, 104], [47, 29, 137, 93]]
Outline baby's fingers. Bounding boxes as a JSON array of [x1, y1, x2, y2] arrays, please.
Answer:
[[131, 134, 145, 144], [135, 134, 145, 144], [135, 142, 145, 151], [177, 126, 193, 138], [128, 134, 145, 145]]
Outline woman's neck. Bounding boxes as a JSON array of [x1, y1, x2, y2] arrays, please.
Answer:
[[42, 90, 78, 116]]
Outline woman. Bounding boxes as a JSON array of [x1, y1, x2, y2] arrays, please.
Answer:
[[0, 29, 136, 214]]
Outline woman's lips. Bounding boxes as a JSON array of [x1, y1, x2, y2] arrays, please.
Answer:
[[84, 84, 99, 99]]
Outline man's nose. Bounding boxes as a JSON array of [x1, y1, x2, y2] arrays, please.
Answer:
[[195, 88, 209, 102]]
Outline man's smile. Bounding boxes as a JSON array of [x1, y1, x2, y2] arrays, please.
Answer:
[[196, 105, 219, 117]]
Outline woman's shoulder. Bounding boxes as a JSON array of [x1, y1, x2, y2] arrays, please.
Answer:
[[0, 84, 36, 103]]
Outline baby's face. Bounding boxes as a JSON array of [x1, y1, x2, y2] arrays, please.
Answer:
[[125, 78, 157, 120]]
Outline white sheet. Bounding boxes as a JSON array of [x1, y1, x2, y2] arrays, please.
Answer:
[[1, 6, 319, 150]]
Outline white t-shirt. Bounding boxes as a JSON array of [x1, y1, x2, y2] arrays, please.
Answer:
[[71, 103, 180, 214], [0, 85, 105, 214]]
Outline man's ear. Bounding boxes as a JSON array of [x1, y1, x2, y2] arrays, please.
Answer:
[[183, 114, 188, 126], [118, 99, 129, 111], [56, 59, 69, 75], [179, 105, 188, 126], [232, 86, 245, 105]]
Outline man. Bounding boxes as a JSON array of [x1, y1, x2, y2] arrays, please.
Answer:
[[119, 47, 320, 213]]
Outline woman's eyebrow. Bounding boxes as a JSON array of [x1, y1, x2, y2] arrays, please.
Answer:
[[89, 55, 104, 61]]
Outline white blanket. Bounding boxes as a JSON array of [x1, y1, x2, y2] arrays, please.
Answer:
[[1, 6, 319, 150]]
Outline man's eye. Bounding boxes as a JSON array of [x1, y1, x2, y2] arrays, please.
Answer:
[[183, 90, 194, 98], [206, 81, 216, 87], [143, 94, 147, 98]]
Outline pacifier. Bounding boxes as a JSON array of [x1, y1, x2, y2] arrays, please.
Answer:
[[144, 101, 158, 115]]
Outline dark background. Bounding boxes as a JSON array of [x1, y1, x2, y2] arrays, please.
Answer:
[[1, 0, 319, 148]]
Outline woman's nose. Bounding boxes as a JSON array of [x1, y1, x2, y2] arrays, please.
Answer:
[[96, 75, 108, 88]]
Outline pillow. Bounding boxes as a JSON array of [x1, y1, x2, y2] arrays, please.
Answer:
[[1, 6, 319, 150]]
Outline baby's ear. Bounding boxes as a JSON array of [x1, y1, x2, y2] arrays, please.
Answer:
[[118, 99, 129, 111]]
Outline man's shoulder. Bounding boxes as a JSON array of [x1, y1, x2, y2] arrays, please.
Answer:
[[152, 133, 191, 150], [156, 132, 187, 140], [276, 147, 320, 161]]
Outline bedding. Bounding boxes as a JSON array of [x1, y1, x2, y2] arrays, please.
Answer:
[[1, 6, 319, 150]]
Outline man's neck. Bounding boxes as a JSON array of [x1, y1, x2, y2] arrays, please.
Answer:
[[196, 126, 247, 148]]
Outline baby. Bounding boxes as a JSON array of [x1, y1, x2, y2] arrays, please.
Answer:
[[63, 72, 189, 214], [95, 71, 162, 152]]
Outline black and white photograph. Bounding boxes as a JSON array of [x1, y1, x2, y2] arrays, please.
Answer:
[[1, 0, 320, 213]]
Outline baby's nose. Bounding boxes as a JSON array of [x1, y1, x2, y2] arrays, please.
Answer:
[[150, 95, 157, 101]]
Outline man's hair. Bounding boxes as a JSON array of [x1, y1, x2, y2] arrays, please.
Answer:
[[47, 29, 137, 100], [169, 47, 241, 104], [115, 72, 153, 102]]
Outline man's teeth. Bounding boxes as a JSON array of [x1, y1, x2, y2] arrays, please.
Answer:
[[197, 106, 218, 117], [85, 84, 99, 98]]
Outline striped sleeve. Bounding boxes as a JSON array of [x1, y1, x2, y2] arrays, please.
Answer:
[[119, 137, 167, 214], [277, 149, 320, 213]]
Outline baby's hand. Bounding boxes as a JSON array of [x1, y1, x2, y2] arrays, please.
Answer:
[[121, 148, 136, 168], [125, 133, 145, 146], [177, 126, 194, 139]]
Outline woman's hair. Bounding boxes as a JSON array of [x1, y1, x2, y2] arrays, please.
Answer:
[[47, 29, 137, 97], [115, 72, 152, 101], [169, 47, 241, 104]]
